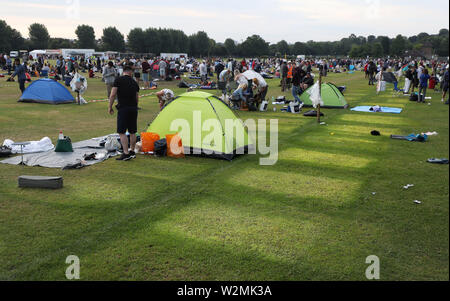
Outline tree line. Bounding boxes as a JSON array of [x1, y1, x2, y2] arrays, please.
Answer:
[[0, 20, 448, 58]]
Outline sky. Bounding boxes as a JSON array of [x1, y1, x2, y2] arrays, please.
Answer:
[[1, 0, 449, 44]]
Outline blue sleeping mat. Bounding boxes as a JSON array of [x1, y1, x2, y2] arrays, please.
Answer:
[[350, 106, 403, 114]]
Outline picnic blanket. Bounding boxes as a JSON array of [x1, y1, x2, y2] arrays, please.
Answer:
[[351, 106, 403, 114], [1, 134, 119, 168]]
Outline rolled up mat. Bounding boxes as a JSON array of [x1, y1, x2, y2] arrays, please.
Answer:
[[18, 175, 63, 189]]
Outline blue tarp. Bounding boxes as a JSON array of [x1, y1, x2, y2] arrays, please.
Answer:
[[351, 106, 403, 114], [19, 79, 75, 104]]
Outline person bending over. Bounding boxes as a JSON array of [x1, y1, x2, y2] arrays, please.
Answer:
[[156, 88, 175, 110], [108, 65, 140, 161]]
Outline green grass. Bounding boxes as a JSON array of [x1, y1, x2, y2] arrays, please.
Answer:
[[0, 70, 448, 280]]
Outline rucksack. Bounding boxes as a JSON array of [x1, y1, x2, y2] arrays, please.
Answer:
[[409, 93, 418, 101], [178, 81, 189, 88], [154, 138, 167, 157]]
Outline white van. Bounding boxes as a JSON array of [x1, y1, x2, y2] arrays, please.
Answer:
[[10, 51, 19, 58]]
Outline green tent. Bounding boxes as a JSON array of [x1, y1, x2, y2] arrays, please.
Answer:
[[300, 82, 348, 109], [147, 91, 254, 160]]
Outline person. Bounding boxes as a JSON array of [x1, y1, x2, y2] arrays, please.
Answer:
[[159, 59, 167, 79], [134, 59, 141, 86], [280, 60, 288, 91], [286, 61, 293, 90], [102, 61, 118, 98], [292, 64, 306, 107], [156, 89, 175, 110], [301, 72, 314, 91], [141, 58, 151, 89], [418, 69, 430, 103], [404, 66, 413, 93], [9, 58, 27, 94], [243, 70, 268, 106], [199, 61, 208, 83], [441, 66, 449, 104], [218, 69, 232, 101], [231, 71, 249, 109], [368, 61, 376, 85], [108, 65, 140, 161]]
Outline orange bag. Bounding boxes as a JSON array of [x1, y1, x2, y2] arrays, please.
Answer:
[[166, 133, 184, 158], [141, 132, 160, 153]]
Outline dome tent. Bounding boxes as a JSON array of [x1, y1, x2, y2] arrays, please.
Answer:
[[19, 79, 75, 104], [300, 82, 348, 109], [147, 91, 254, 160]]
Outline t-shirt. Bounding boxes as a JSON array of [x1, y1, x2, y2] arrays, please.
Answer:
[[141, 61, 150, 73], [161, 89, 174, 101], [419, 74, 430, 87], [113, 75, 140, 108]]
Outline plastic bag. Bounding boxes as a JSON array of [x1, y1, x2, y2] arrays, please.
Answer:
[[141, 132, 160, 153], [166, 133, 184, 158], [105, 136, 121, 152]]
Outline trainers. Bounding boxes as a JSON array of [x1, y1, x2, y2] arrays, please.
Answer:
[[299, 102, 304, 110], [129, 151, 136, 158], [116, 153, 132, 161]]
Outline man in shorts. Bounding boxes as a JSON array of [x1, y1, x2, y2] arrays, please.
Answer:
[[156, 88, 175, 110], [108, 65, 140, 161]]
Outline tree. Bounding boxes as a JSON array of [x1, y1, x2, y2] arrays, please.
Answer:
[[101, 27, 125, 52], [144, 28, 161, 55], [276, 40, 290, 56], [127, 28, 146, 53], [224, 38, 237, 56], [239, 35, 269, 57], [438, 28, 449, 37], [367, 35, 376, 44], [28, 23, 50, 49], [49, 38, 74, 49], [377, 36, 390, 56], [391, 34, 406, 56], [372, 43, 384, 57], [75, 25, 96, 49], [291, 42, 309, 55]]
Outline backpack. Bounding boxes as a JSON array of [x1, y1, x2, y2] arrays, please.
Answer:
[[409, 93, 418, 101], [154, 138, 167, 157]]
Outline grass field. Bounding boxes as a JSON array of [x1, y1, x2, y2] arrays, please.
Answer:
[[0, 70, 448, 280]]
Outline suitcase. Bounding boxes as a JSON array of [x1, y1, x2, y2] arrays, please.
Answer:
[[18, 176, 63, 189]]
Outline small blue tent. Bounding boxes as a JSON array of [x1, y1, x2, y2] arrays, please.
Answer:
[[19, 79, 75, 104]]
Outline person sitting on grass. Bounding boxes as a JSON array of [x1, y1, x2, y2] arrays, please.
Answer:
[[218, 69, 232, 102], [156, 89, 175, 111]]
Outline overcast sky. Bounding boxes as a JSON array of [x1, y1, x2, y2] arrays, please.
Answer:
[[1, 0, 449, 43]]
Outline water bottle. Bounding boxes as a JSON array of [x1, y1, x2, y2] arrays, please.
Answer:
[[58, 131, 64, 140]]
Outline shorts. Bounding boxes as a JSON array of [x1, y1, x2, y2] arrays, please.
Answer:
[[117, 106, 138, 134], [142, 72, 149, 82], [134, 72, 141, 79], [443, 83, 449, 92], [160, 69, 166, 77]]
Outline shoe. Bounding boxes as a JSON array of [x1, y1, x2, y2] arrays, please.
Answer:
[[299, 102, 304, 110], [116, 153, 132, 161], [129, 151, 136, 158]]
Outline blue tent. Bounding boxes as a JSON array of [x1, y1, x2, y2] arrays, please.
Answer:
[[19, 79, 75, 104]]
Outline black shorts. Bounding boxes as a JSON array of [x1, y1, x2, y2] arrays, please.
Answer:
[[117, 106, 138, 134], [134, 72, 141, 78], [443, 83, 449, 92]]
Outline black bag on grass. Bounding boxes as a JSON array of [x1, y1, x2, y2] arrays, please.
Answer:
[[0, 145, 12, 157], [409, 93, 418, 101], [154, 138, 167, 157]]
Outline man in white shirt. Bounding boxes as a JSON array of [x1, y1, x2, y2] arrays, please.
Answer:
[[199, 61, 208, 83], [243, 70, 268, 105], [156, 88, 175, 110]]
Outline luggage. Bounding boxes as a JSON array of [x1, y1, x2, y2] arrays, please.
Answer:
[[54, 137, 73, 152], [154, 138, 167, 157], [18, 175, 63, 189], [259, 101, 268, 112], [289, 102, 301, 114], [409, 93, 418, 101]]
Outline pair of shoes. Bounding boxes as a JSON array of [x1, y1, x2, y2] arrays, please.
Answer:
[[116, 153, 132, 161], [129, 151, 136, 159]]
